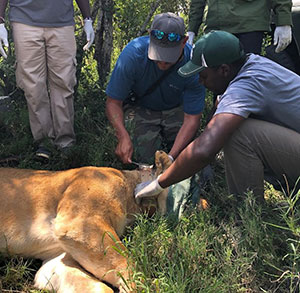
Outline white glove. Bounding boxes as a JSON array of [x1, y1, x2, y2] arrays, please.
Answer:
[[273, 25, 292, 53], [0, 23, 8, 58], [187, 31, 195, 46], [135, 175, 164, 204], [83, 18, 95, 51], [167, 154, 174, 162]]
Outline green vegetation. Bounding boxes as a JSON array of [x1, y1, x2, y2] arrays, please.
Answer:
[[0, 1, 299, 292]]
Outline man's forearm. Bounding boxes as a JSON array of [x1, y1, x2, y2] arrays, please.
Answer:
[[75, 0, 91, 19], [105, 97, 129, 140], [169, 113, 202, 159], [0, 0, 8, 21]]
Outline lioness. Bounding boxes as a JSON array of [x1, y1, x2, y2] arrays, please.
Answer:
[[0, 150, 172, 292]]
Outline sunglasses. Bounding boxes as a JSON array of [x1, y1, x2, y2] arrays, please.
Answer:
[[150, 29, 184, 42]]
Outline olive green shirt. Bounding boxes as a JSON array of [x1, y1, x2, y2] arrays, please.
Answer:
[[188, 0, 292, 35]]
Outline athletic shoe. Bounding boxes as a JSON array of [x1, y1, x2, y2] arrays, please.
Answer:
[[35, 146, 50, 162]]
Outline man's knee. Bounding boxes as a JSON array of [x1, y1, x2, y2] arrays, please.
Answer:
[[225, 119, 300, 197]]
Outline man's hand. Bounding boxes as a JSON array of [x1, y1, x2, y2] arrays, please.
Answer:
[[274, 25, 292, 53], [0, 23, 8, 58], [83, 18, 95, 51], [187, 31, 195, 46], [135, 175, 164, 204], [115, 135, 133, 164]]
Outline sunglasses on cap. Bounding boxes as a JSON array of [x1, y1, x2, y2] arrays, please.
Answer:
[[150, 29, 184, 42]]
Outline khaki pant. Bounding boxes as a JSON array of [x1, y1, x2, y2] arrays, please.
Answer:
[[12, 22, 77, 148], [224, 119, 300, 200]]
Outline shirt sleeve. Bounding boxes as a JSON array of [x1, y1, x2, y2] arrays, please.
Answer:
[[188, 0, 206, 35], [215, 84, 266, 118], [182, 75, 206, 115], [272, 0, 293, 26], [105, 43, 137, 101]]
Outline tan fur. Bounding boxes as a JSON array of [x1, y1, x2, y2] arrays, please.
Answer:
[[0, 151, 171, 292]]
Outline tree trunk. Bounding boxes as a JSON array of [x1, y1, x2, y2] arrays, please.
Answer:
[[93, 0, 114, 86], [138, 0, 162, 36]]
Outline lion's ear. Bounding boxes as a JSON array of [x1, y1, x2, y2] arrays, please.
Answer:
[[154, 150, 172, 176]]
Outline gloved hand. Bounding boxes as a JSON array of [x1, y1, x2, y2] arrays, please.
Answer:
[[273, 25, 292, 53], [83, 18, 95, 51], [187, 31, 195, 46], [0, 23, 9, 58], [135, 175, 164, 204]]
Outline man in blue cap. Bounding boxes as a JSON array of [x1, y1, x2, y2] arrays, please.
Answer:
[[135, 30, 300, 202]]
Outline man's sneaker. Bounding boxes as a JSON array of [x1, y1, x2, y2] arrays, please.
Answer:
[[35, 146, 51, 162]]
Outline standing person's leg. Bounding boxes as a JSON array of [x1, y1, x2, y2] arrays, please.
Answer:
[[224, 119, 300, 201], [124, 104, 162, 164], [45, 26, 76, 149], [235, 31, 264, 54], [12, 22, 55, 144]]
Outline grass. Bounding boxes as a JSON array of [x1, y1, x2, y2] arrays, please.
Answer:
[[0, 256, 43, 292], [122, 185, 300, 292], [0, 87, 299, 292]]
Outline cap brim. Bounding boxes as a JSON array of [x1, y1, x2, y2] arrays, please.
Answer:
[[178, 60, 205, 77], [148, 40, 182, 63]]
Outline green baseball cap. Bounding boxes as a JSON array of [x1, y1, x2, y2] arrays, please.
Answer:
[[178, 30, 245, 77]]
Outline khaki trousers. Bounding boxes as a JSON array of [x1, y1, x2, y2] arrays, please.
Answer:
[[12, 22, 77, 148], [224, 119, 300, 200]]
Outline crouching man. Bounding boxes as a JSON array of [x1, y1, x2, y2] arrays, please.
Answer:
[[135, 30, 300, 202]]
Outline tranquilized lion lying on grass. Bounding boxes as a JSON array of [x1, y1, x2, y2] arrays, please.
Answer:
[[0, 150, 172, 292]]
